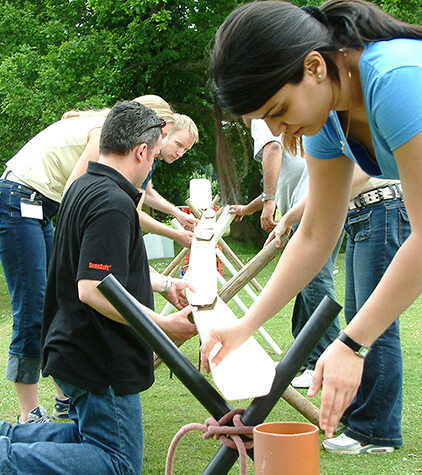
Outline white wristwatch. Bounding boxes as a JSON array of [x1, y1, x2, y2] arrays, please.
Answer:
[[162, 275, 173, 295], [261, 192, 275, 202]]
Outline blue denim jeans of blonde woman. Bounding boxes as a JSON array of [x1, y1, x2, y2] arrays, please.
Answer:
[[0, 381, 144, 474], [291, 227, 344, 370], [342, 198, 410, 447], [0, 179, 59, 383]]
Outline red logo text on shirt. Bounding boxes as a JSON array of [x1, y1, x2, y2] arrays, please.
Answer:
[[89, 262, 112, 271]]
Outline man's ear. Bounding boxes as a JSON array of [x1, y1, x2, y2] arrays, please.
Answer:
[[135, 143, 148, 162]]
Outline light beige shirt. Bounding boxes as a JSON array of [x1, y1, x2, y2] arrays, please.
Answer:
[[360, 177, 398, 194], [6, 116, 105, 202]]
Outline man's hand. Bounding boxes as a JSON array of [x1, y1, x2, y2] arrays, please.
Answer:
[[163, 278, 194, 310], [175, 229, 195, 248], [260, 200, 277, 232], [176, 211, 199, 231], [159, 306, 197, 342]]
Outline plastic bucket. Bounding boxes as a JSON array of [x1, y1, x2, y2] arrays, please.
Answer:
[[253, 422, 320, 475]]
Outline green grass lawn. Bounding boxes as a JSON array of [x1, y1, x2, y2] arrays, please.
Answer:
[[0, 236, 421, 474]]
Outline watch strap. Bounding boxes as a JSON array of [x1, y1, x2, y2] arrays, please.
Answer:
[[338, 331, 371, 359], [162, 275, 173, 295], [261, 192, 275, 202]]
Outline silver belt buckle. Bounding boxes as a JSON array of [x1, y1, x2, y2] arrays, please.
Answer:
[[349, 183, 401, 211], [375, 188, 384, 200]]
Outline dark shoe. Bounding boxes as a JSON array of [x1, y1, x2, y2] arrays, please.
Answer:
[[52, 397, 70, 419]]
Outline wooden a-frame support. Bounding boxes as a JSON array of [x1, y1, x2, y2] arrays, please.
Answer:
[[153, 197, 321, 425]]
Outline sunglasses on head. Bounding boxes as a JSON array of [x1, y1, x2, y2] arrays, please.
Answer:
[[139, 118, 166, 137]]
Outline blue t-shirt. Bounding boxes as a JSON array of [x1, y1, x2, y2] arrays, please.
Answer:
[[304, 38, 422, 179]]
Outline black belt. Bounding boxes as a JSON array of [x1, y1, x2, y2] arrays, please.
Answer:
[[1, 169, 36, 191]]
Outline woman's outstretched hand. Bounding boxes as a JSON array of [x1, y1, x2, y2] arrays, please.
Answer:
[[307, 339, 364, 437], [200, 322, 251, 373]]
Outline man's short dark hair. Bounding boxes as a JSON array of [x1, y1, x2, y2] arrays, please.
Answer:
[[100, 100, 162, 156]]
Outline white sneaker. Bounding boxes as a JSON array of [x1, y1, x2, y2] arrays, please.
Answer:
[[18, 406, 51, 424], [334, 422, 347, 433], [323, 433, 395, 455], [291, 369, 315, 388]]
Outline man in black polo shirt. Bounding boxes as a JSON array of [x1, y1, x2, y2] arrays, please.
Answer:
[[0, 101, 197, 474]]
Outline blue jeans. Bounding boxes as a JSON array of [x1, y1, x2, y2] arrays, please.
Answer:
[[342, 199, 409, 447], [292, 230, 343, 370], [0, 382, 143, 474], [0, 180, 58, 383]]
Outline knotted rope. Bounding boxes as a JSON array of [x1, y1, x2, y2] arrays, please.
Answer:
[[165, 408, 254, 475]]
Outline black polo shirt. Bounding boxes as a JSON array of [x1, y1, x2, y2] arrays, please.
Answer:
[[42, 161, 154, 395]]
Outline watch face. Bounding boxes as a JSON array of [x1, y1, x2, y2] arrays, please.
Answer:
[[356, 346, 371, 358]]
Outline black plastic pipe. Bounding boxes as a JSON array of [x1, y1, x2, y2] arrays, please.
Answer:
[[97, 274, 233, 419], [202, 295, 342, 474], [98, 274, 341, 474]]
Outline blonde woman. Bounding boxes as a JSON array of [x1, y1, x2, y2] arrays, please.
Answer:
[[0, 95, 194, 423], [0, 109, 106, 422]]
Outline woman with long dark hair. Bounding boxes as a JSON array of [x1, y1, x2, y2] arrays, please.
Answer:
[[200, 0, 422, 449]]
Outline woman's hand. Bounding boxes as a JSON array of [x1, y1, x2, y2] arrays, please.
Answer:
[[228, 204, 247, 222], [200, 321, 251, 373], [307, 339, 364, 437], [264, 219, 291, 247]]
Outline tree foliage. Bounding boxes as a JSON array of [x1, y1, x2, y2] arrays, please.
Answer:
[[0, 0, 246, 205], [0, 0, 420, 209]]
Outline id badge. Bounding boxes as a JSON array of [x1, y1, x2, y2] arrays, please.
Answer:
[[20, 193, 43, 220]]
